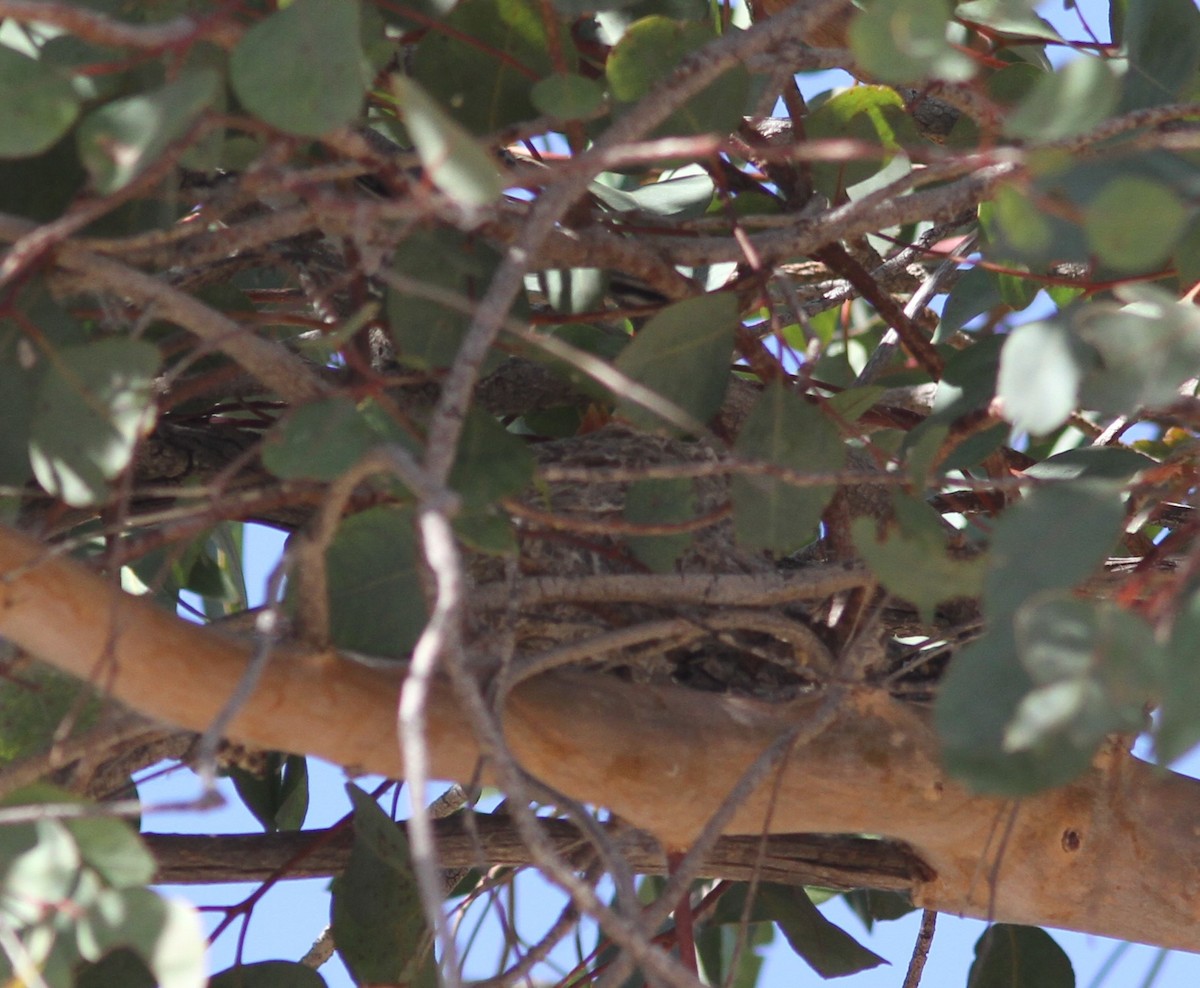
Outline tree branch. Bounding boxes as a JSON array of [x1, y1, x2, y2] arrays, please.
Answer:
[[3, 522, 1200, 952], [144, 816, 928, 891]]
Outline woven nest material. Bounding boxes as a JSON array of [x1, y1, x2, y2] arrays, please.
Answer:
[[467, 427, 839, 701]]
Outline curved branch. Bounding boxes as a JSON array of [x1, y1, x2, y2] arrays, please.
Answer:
[[3, 522, 1200, 952], [0, 1, 240, 48]]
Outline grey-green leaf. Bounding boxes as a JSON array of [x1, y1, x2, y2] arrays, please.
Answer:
[[332, 785, 433, 986], [1117, 0, 1200, 112], [851, 495, 986, 623], [848, 0, 975, 85], [262, 397, 385, 481], [1158, 589, 1200, 763], [531, 73, 605, 119], [968, 924, 1075, 988], [29, 338, 159, 507], [614, 293, 738, 431], [210, 961, 327, 988], [625, 477, 696, 573], [390, 75, 504, 209], [732, 384, 845, 554], [1003, 56, 1119, 141], [1084, 176, 1187, 272], [0, 47, 80, 158], [77, 69, 219, 193], [996, 319, 1094, 436], [323, 507, 427, 659], [231, 0, 367, 137]]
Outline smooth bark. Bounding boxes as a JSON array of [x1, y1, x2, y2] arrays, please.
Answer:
[[2, 523, 1198, 952]]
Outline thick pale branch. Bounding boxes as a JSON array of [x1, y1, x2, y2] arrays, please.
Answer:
[[2, 523, 1200, 952]]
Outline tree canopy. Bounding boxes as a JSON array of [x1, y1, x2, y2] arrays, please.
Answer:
[[1, 0, 1200, 986]]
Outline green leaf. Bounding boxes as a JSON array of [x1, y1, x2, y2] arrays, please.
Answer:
[[614, 292, 738, 431], [230, 753, 310, 833], [389, 76, 504, 209], [1084, 176, 1188, 273], [332, 785, 433, 987], [625, 477, 696, 572], [77, 69, 220, 193], [696, 921, 772, 988], [826, 385, 886, 423], [386, 228, 509, 370], [29, 338, 159, 507], [852, 495, 986, 622], [984, 481, 1125, 618], [755, 885, 886, 979], [531, 73, 605, 119], [936, 631, 1091, 793], [731, 383, 845, 554], [938, 266, 1005, 338], [77, 948, 157, 988], [0, 662, 101, 765], [955, 0, 1062, 41], [606, 17, 750, 136], [84, 891, 206, 988], [66, 817, 157, 889], [0, 818, 81, 926], [848, 0, 975, 85], [1077, 284, 1200, 414], [1005, 595, 1160, 754], [1022, 447, 1154, 482], [985, 183, 1056, 258], [410, 0, 553, 135], [262, 397, 384, 480], [230, 0, 367, 137], [996, 318, 1095, 435], [1159, 589, 1200, 762], [805, 86, 913, 200], [841, 889, 916, 931], [938, 483, 1130, 793], [0, 46, 80, 158], [323, 506, 427, 659], [449, 408, 535, 511], [590, 169, 716, 219], [1003, 56, 1119, 141], [211, 960, 327, 988], [1117, 0, 1200, 112], [969, 924, 1075, 988]]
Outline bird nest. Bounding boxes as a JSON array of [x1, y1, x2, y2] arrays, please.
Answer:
[[466, 426, 849, 702]]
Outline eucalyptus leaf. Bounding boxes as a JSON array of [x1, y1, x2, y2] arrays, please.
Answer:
[[390, 76, 504, 209], [322, 507, 426, 659], [1117, 0, 1200, 112], [531, 73, 605, 119], [210, 961, 327, 988], [0, 47, 80, 158], [262, 397, 384, 481], [1084, 176, 1187, 273], [410, 0, 553, 135], [332, 785, 433, 987], [230, 0, 367, 137], [848, 0, 975, 84], [614, 293, 738, 431], [732, 384, 845, 554], [29, 338, 159, 507], [969, 924, 1075, 988], [77, 69, 219, 192], [996, 319, 1095, 435]]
